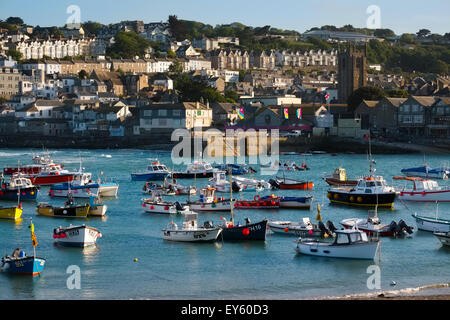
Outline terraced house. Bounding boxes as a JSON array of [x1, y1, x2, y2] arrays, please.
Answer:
[[398, 96, 436, 137]]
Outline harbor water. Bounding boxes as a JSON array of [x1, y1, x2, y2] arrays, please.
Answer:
[[0, 148, 449, 299]]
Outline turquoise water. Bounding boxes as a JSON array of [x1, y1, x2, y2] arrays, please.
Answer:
[[0, 148, 449, 300]]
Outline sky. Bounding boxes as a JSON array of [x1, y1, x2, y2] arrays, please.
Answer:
[[1, 0, 449, 35]]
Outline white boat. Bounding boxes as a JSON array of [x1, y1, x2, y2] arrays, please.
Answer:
[[186, 187, 235, 212], [295, 228, 380, 260], [411, 213, 450, 233], [88, 197, 107, 217], [142, 191, 190, 215], [393, 176, 450, 202], [434, 232, 450, 246], [341, 209, 414, 237], [209, 171, 242, 193], [233, 176, 270, 191], [172, 161, 220, 179], [49, 172, 119, 198], [162, 213, 222, 242], [269, 217, 335, 237], [53, 224, 102, 247]]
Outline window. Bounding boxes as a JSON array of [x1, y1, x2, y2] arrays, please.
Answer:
[[336, 233, 349, 244], [173, 110, 181, 117], [158, 109, 167, 116], [143, 110, 152, 117]]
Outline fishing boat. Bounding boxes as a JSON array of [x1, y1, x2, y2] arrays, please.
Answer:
[[36, 195, 90, 218], [393, 176, 450, 202], [143, 180, 197, 196], [323, 168, 358, 186], [209, 171, 242, 193], [3, 153, 62, 176], [142, 191, 190, 214], [269, 217, 336, 237], [171, 161, 220, 179], [185, 187, 234, 212], [162, 213, 222, 242], [213, 164, 249, 175], [49, 172, 119, 198], [1, 219, 45, 276], [0, 205, 22, 220], [295, 228, 380, 260], [262, 195, 313, 209], [0, 173, 39, 201], [234, 195, 280, 209], [341, 209, 414, 237], [233, 176, 271, 191], [401, 164, 449, 179], [131, 159, 170, 181], [269, 177, 313, 190], [88, 196, 107, 217], [53, 224, 102, 247], [411, 204, 450, 232], [434, 232, 450, 246], [216, 169, 268, 241]]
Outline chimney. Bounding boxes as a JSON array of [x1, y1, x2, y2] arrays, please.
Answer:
[[196, 101, 199, 109]]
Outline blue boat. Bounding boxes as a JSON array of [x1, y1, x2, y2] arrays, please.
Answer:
[[213, 164, 250, 175], [261, 195, 313, 209], [0, 174, 39, 201], [131, 160, 170, 181], [401, 165, 450, 179], [1, 252, 46, 276], [1, 219, 45, 276]]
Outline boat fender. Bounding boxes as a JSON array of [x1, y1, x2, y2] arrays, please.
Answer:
[[356, 196, 363, 203], [284, 227, 289, 233], [254, 195, 261, 201], [327, 193, 331, 199], [242, 228, 250, 236], [349, 196, 355, 202], [333, 194, 339, 200]]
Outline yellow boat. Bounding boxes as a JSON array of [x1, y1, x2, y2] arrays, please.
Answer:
[[0, 206, 23, 220], [36, 203, 90, 218]]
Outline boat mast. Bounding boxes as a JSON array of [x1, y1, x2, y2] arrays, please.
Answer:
[[229, 167, 234, 226]]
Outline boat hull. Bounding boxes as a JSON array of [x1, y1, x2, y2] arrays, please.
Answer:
[[1, 256, 46, 276], [0, 207, 22, 220], [30, 174, 74, 186], [279, 182, 313, 190], [36, 204, 90, 218], [89, 204, 107, 216], [296, 240, 379, 260], [324, 177, 358, 186], [340, 219, 393, 237], [162, 228, 222, 242], [222, 220, 268, 241], [187, 200, 234, 212], [268, 221, 322, 237], [172, 172, 215, 179], [143, 201, 183, 214], [327, 190, 396, 207], [412, 214, 450, 233], [131, 172, 169, 181], [434, 232, 450, 246], [0, 187, 39, 201], [398, 190, 450, 202], [54, 226, 101, 247]]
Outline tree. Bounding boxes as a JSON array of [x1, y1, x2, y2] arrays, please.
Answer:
[[168, 61, 183, 75], [6, 17, 23, 25], [78, 70, 89, 80], [347, 86, 386, 114], [168, 15, 188, 41], [224, 90, 238, 102], [106, 31, 150, 59], [385, 89, 408, 98], [82, 21, 103, 36], [399, 33, 416, 44], [373, 29, 395, 38], [167, 49, 177, 59], [6, 49, 22, 62], [416, 29, 431, 38]]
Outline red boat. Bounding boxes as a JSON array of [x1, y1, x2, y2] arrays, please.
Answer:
[[270, 177, 313, 190], [3, 154, 64, 176], [234, 195, 280, 209], [29, 172, 74, 186]]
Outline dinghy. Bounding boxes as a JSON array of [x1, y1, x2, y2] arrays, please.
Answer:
[[323, 168, 358, 186], [411, 203, 450, 233], [162, 213, 222, 242], [269, 177, 313, 190], [142, 191, 190, 215], [269, 218, 336, 237]]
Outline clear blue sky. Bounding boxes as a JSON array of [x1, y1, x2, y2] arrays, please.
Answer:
[[1, 0, 449, 35]]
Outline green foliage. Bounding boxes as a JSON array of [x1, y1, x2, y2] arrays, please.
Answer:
[[106, 31, 150, 59], [0, 21, 18, 32], [306, 36, 331, 50], [78, 69, 88, 80], [224, 90, 238, 102], [6, 17, 24, 25], [347, 86, 386, 113], [168, 61, 183, 74], [175, 73, 232, 103], [167, 49, 177, 59], [385, 89, 409, 98], [373, 29, 395, 38], [6, 49, 22, 62], [82, 21, 103, 36], [399, 33, 416, 44]]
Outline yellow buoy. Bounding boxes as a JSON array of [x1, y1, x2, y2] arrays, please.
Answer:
[[357, 196, 363, 203], [134, 258, 138, 262]]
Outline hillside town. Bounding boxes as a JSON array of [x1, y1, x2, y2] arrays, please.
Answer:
[[0, 17, 449, 150]]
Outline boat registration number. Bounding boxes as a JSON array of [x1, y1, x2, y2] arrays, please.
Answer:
[[69, 229, 80, 236], [193, 232, 208, 239], [14, 261, 24, 268]]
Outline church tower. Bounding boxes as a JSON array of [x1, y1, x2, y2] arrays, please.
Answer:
[[337, 44, 367, 103]]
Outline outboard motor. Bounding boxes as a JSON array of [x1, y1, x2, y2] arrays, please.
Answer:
[[388, 221, 402, 236], [268, 179, 280, 189], [326, 220, 337, 233], [232, 181, 241, 193], [318, 221, 332, 237], [203, 221, 214, 229], [174, 201, 183, 211], [398, 219, 414, 234]]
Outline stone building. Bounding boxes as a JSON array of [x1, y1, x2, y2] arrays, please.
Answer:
[[337, 46, 367, 103]]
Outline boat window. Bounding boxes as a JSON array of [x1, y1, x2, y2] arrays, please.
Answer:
[[365, 189, 372, 193], [152, 166, 159, 171], [336, 233, 350, 244], [349, 232, 362, 243], [361, 233, 369, 241], [366, 182, 375, 187], [375, 181, 382, 186]]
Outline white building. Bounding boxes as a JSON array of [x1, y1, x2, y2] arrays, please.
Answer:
[[12, 38, 96, 60]]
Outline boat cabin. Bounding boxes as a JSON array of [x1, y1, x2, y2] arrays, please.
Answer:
[[198, 187, 216, 203], [332, 168, 347, 181], [333, 229, 369, 245], [5, 175, 35, 190], [146, 161, 169, 173], [393, 177, 441, 192], [354, 176, 391, 193], [186, 161, 214, 173], [182, 213, 198, 230]]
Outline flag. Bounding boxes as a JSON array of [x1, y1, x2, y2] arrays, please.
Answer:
[[30, 222, 38, 247], [324, 92, 330, 101], [283, 107, 289, 119], [237, 107, 244, 120], [296, 108, 302, 119]]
